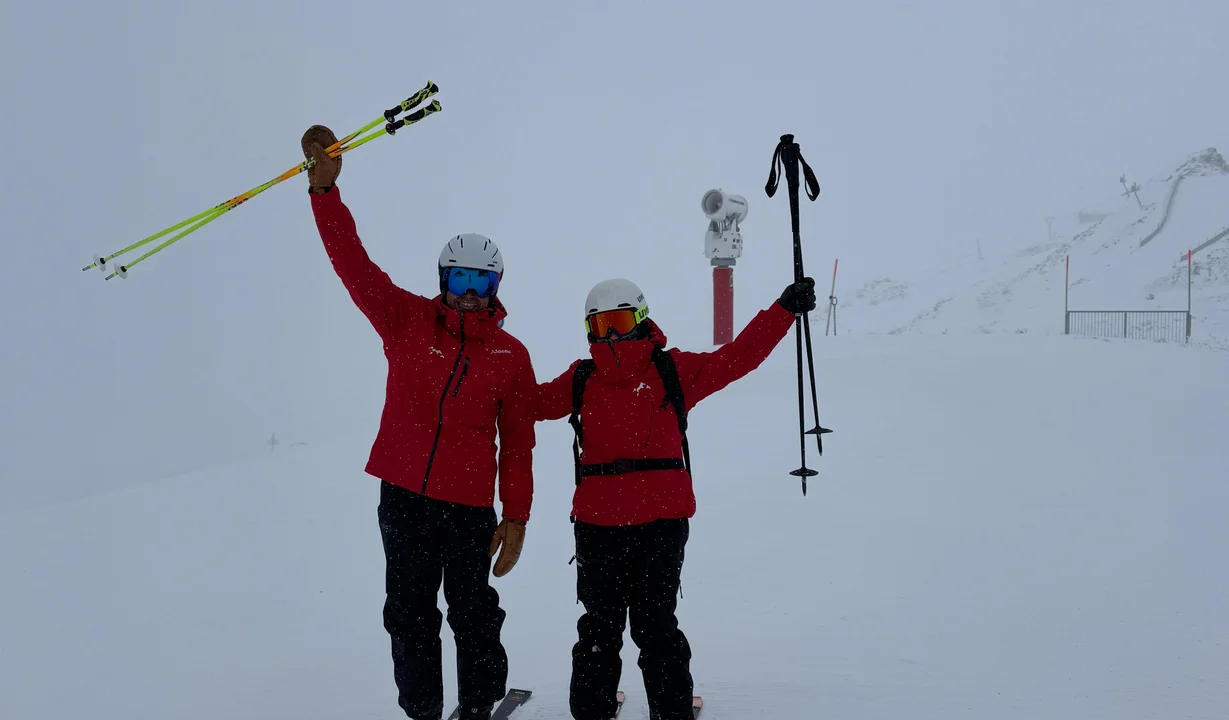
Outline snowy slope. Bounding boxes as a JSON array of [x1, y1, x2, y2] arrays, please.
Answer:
[[840, 149, 1229, 347], [4, 333, 1228, 720]]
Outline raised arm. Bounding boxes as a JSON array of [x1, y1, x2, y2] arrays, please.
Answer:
[[674, 278, 816, 407], [310, 188, 430, 338], [304, 128, 429, 339]]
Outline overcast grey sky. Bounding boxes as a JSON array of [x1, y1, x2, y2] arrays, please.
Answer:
[[2, 0, 1226, 512]]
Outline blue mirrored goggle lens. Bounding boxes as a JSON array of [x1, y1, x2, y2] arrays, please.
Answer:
[[443, 267, 500, 298]]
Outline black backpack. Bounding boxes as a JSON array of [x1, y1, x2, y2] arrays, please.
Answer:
[[567, 346, 691, 486]]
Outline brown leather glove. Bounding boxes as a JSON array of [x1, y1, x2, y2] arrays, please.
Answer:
[[488, 518, 525, 577], [301, 124, 342, 193]]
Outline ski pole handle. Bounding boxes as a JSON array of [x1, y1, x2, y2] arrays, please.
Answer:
[[385, 100, 441, 135], [384, 81, 440, 122]]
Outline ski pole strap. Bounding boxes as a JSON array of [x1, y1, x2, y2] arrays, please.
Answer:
[[580, 458, 688, 477], [764, 133, 821, 201]]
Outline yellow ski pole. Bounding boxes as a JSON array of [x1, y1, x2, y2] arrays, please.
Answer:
[[104, 100, 441, 280], [87, 82, 441, 278]]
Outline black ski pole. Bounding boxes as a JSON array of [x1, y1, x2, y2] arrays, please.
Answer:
[[774, 136, 833, 454], [766, 134, 832, 495]]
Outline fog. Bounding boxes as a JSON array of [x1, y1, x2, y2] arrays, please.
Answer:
[[3, 0, 1226, 512]]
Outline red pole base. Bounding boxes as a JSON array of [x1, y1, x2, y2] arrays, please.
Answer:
[[713, 266, 734, 345]]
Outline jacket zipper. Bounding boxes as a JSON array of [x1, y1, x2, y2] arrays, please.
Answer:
[[422, 313, 466, 495], [452, 356, 471, 397]]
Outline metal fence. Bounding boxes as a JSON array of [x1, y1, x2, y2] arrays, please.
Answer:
[[1065, 310, 1191, 343]]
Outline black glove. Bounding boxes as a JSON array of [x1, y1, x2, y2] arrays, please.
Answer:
[[778, 277, 817, 314]]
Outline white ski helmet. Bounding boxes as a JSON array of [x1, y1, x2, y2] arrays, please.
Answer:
[[585, 278, 648, 318], [438, 233, 504, 275]]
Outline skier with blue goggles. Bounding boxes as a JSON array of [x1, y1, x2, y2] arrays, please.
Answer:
[[303, 123, 537, 720]]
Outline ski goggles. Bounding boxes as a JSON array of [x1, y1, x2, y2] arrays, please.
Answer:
[[442, 267, 500, 298], [586, 306, 649, 341]]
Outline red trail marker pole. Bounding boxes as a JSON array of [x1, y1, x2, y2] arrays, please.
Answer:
[[713, 265, 734, 345]]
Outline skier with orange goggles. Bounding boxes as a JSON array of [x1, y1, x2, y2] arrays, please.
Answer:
[[534, 275, 816, 720]]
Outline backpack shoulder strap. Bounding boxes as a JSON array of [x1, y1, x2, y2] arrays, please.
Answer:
[[650, 347, 691, 475], [568, 359, 596, 486], [650, 347, 687, 432]]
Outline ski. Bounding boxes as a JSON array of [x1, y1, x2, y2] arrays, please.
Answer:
[[492, 688, 532, 720], [446, 687, 532, 720]]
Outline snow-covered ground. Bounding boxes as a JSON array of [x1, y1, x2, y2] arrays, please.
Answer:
[[4, 332, 1227, 720], [838, 148, 1229, 348]]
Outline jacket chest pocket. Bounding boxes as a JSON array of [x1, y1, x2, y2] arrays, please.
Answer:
[[416, 344, 463, 401], [586, 380, 665, 449], [449, 355, 501, 430]]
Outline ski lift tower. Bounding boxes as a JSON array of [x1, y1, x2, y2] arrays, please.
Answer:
[[701, 189, 748, 345]]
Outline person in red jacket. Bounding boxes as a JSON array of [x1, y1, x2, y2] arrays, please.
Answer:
[[301, 125, 537, 720], [535, 276, 816, 720]]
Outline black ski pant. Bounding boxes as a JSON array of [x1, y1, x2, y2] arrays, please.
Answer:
[[378, 480, 508, 720], [569, 517, 693, 720]]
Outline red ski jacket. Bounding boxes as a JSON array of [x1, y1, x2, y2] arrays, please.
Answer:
[[535, 301, 796, 526], [311, 188, 537, 522]]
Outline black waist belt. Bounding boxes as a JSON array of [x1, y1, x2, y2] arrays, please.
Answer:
[[580, 457, 687, 477]]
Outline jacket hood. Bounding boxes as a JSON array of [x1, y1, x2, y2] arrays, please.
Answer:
[[433, 294, 508, 342], [588, 318, 668, 380]]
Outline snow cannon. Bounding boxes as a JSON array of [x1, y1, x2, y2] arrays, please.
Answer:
[[701, 189, 748, 345]]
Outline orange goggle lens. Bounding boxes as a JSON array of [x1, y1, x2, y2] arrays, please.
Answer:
[[586, 309, 640, 339]]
